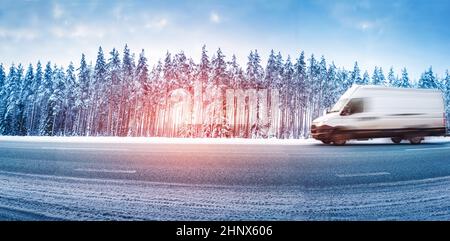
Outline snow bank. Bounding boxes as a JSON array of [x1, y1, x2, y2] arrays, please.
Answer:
[[1, 136, 449, 145]]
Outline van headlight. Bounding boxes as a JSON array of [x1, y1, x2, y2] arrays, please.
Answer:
[[314, 121, 324, 126]]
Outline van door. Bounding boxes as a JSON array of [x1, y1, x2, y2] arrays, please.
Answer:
[[339, 97, 380, 131]]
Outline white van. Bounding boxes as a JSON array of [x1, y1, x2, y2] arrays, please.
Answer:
[[311, 85, 447, 145]]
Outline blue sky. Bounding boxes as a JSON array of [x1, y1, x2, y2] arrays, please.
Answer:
[[0, 0, 448, 80]]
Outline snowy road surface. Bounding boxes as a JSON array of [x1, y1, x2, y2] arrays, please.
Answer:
[[0, 137, 449, 220]]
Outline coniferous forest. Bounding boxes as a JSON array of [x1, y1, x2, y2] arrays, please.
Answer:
[[1, 45, 449, 138]]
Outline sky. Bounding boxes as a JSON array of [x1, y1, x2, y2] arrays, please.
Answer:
[[0, 0, 449, 80]]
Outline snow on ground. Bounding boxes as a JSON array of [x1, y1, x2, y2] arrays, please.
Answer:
[[0, 170, 448, 220], [1, 135, 449, 145]]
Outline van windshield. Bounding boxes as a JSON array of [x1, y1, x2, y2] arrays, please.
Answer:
[[329, 98, 348, 113]]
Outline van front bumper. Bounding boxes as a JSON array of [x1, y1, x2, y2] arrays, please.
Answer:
[[311, 124, 335, 140]]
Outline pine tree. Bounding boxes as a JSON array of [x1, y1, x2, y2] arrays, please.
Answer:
[[17, 64, 34, 135], [307, 54, 321, 136], [29, 62, 43, 135], [246, 50, 263, 88], [324, 62, 338, 109], [418, 67, 439, 89], [318, 56, 327, 112], [281, 56, 294, 138], [265, 50, 277, 89], [387, 67, 398, 87], [0, 64, 7, 135], [0, 64, 4, 91], [228, 54, 244, 89], [399, 68, 411, 88], [211, 48, 227, 86], [246, 50, 263, 138], [49, 66, 66, 135], [362, 70, 370, 85], [4, 65, 24, 135], [443, 70, 450, 128], [378, 67, 385, 86], [292, 52, 307, 138], [92, 46, 108, 135], [372, 66, 381, 85], [118, 44, 135, 136], [75, 54, 90, 135], [351, 62, 362, 84], [107, 48, 121, 135], [132, 49, 149, 136], [39, 62, 54, 136], [63, 62, 76, 135]]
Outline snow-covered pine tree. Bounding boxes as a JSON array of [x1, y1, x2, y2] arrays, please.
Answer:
[[132, 49, 149, 136], [281, 56, 294, 139], [306, 54, 321, 136], [49, 66, 66, 135], [120, 44, 135, 136], [1, 66, 12, 134], [323, 62, 338, 113], [149, 60, 163, 136], [16, 64, 33, 136], [29, 62, 43, 135], [92, 47, 108, 135], [443, 70, 450, 128], [387, 67, 398, 87], [6, 65, 24, 135], [317, 56, 327, 117], [226, 55, 245, 137], [265, 50, 277, 89], [209, 48, 229, 137], [399, 68, 411, 88], [418, 67, 439, 89], [336, 68, 350, 95], [362, 70, 370, 85], [293, 51, 307, 138], [351, 62, 362, 84], [227, 55, 243, 90], [63, 62, 76, 135], [378, 67, 385, 86], [75, 54, 90, 136], [246, 50, 263, 89], [211, 48, 228, 86], [246, 50, 264, 138], [0, 64, 5, 135], [0, 64, 6, 134], [371, 66, 381, 85], [38, 62, 54, 136], [106, 48, 121, 136]]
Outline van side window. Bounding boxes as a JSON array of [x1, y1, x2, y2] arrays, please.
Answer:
[[341, 98, 364, 116]]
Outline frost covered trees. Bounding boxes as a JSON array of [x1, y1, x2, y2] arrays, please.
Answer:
[[0, 45, 447, 138]]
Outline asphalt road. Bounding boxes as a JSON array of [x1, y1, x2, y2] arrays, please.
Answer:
[[0, 138, 449, 220]]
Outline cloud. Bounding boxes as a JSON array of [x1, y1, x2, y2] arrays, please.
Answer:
[[145, 18, 168, 29], [50, 24, 106, 39], [53, 4, 64, 19], [326, 1, 386, 33], [210, 11, 220, 23], [0, 27, 38, 41], [358, 21, 376, 31]]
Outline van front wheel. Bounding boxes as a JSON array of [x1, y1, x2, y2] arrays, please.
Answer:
[[409, 137, 423, 145], [333, 138, 347, 146]]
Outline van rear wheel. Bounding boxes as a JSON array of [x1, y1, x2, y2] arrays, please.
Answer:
[[409, 137, 423, 145], [391, 137, 402, 144]]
